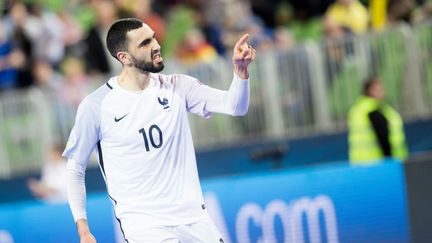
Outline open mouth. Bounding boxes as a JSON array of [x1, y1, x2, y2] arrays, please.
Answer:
[[152, 51, 163, 62]]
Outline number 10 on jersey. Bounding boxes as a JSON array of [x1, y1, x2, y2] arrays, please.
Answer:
[[139, 125, 163, 151]]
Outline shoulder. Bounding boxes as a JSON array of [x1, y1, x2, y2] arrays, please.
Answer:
[[79, 80, 114, 112]]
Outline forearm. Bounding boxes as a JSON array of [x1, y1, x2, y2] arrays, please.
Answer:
[[206, 74, 250, 116], [225, 73, 250, 116], [67, 160, 87, 222]]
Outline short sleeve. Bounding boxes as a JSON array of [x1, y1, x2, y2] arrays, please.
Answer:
[[63, 97, 101, 172]]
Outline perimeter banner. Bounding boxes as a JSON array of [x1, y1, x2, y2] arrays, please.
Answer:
[[0, 162, 410, 243]]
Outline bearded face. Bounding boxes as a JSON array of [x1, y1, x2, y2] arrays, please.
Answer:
[[131, 49, 164, 73]]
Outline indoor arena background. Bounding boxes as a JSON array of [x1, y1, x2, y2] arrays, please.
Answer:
[[1, 0, 432, 242]]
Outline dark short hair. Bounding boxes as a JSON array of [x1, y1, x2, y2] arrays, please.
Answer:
[[106, 18, 144, 60], [362, 76, 380, 96]]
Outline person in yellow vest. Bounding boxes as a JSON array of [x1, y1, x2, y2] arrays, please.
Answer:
[[348, 76, 409, 164]]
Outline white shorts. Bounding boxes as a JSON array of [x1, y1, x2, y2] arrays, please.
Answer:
[[120, 217, 224, 243]]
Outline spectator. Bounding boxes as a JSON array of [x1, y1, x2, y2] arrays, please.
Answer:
[[274, 26, 295, 51], [387, 0, 417, 24], [59, 56, 91, 110], [324, 0, 369, 35], [0, 21, 22, 90], [27, 3, 65, 67], [2, 1, 35, 88], [193, 3, 226, 55], [175, 28, 218, 66], [32, 59, 68, 144], [27, 145, 68, 204], [411, 0, 432, 25], [348, 76, 409, 164], [221, 0, 273, 52], [57, 9, 84, 55], [131, 0, 166, 44], [83, 0, 121, 76]]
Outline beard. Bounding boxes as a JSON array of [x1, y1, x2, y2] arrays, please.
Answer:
[[131, 53, 164, 73]]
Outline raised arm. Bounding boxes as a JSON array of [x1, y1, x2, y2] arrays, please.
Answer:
[[185, 34, 256, 117]]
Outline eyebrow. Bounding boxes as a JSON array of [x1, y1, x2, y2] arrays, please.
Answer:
[[138, 32, 156, 47]]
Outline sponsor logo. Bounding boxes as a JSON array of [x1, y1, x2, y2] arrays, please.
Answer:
[[114, 114, 128, 122], [205, 193, 339, 243]]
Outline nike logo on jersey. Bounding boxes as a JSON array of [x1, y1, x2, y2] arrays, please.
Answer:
[[114, 114, 128, 122], [158, 97, 170, 109]]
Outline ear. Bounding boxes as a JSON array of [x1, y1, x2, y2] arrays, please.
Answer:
[[117, 52, 132, 66]]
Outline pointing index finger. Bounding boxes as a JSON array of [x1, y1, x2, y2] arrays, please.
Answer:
[[234, 33, 250, 51]]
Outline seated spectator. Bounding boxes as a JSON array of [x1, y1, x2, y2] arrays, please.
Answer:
[[27, 145, 68, 204]]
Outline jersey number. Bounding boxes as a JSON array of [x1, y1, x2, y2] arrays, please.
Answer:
[[139, 125, 163, 151]]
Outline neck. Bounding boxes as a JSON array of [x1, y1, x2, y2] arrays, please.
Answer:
[[118, 67, 152, 91]]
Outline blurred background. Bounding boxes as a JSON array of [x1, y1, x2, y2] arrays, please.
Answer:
[[1, 0, 432, 242]]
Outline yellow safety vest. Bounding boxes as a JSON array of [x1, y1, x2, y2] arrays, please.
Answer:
[[348, 96, 408, 164]]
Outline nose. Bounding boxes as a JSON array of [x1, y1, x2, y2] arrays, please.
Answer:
[[153, 38, 161, 50]]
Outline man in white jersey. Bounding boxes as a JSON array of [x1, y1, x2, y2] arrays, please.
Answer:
[[63, 18, 255, 243]]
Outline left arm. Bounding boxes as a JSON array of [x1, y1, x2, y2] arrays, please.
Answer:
[[185, 34, 255, 117]]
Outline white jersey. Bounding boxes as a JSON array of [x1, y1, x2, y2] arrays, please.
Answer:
[[63, 73, 249, 227]]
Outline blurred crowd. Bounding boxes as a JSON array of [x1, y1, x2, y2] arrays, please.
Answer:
[[0, 0, 430, 198], [1, 0, 432, 95]]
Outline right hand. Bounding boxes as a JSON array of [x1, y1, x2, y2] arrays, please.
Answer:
[[80, 231, 96, 243]]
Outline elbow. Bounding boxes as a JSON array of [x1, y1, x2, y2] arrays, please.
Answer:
[[231, 98, 249, 116], [232, 106, 249, 116]]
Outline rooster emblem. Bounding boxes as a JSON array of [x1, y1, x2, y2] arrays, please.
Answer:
[[158, 97, 170, 109]]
